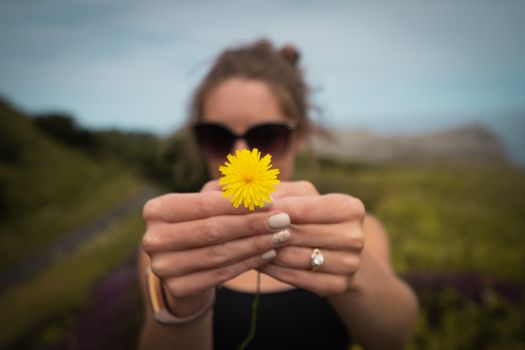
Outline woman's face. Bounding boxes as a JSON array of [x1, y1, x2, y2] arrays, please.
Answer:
[[201, 78, 302, 181]]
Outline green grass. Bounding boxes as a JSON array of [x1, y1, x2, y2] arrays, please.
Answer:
[[0, 170, 143, 272], [0, 210, 145, 349], [297, 160, 525, 283], [0, 98, 150, 349], [0, 100, 145, 272], [411, 288, 525, 350]]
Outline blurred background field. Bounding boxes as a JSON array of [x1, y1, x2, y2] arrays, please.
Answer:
[[1, 100, 524, 349], [1, 1, 524, 349]]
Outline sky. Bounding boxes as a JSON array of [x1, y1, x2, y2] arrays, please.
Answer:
[[1, 0, 524, 163]]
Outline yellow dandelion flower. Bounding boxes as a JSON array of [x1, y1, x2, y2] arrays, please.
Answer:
[[218, 148, 280, 211]]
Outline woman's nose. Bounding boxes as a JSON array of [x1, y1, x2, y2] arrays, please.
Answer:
[[232, 138, 249, 152]]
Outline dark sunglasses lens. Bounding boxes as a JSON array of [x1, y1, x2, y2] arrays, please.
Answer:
[[245, 124, 291, 157], [193, 124, 235, 158]]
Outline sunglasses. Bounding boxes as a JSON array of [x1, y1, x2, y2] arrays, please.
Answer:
[[192, 122, 295, 159]]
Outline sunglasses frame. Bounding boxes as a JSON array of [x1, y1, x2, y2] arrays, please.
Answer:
[[192, 121, 297, 160]]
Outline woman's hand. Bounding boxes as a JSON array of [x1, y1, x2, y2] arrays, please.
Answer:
[[258, 180, 366, 296], [141, 182, 293, 307]]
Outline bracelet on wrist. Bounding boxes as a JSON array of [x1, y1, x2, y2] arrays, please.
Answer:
[[145, 266, 216, 325]]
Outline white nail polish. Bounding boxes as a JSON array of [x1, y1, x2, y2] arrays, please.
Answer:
[[271, 229, 291, 245], [268, 213, 290, 229], [261, 249, 277, 260]]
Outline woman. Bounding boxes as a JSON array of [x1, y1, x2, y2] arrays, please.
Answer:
[[138, 39, 418, 349]]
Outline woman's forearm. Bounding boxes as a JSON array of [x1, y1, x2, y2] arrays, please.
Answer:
[[138, 249, 213, 350], [328, 250, 418, 350], [138, 309, 213, 350]]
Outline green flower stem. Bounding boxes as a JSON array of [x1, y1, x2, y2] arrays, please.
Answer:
[[237, 272, 261, 350]]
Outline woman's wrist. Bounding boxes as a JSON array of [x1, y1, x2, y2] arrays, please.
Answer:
[[162, 283, 215, 318], [145, 266, 215, 325]]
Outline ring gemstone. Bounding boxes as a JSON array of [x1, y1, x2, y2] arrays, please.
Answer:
[[311, 248, 324, 270]]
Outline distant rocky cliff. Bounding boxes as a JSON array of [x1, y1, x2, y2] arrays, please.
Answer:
[[310, 124, 509, 165]]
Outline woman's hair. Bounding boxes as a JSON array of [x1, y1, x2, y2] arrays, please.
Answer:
[[188, 39, 313, 137]]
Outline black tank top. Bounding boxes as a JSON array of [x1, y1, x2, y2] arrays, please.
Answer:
[[213, 286, 351, 349]]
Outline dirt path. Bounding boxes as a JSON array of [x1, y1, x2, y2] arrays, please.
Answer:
[[0, 186, 160, 291]]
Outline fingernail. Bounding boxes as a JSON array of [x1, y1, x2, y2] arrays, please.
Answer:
[[263, 199, 273, 210], [261, 249, 277, 261], [268, 213, 290, 229], [271, 229, 291, 245]]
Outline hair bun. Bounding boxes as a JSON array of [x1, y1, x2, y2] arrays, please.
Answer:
[[252, 39, 273, 53], [279, 44, 300, 66]]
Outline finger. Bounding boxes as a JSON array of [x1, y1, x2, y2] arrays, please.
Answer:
[[143, 191, 270, 223], [272, 194, 365, 224], [288, 222, 364, 251], [273, 180, 319, 198], [201, 180, 221, 192], [142, 211, 291, 252], [271, 246, 360, 275], [163, 253, 275, 298], [150, 229, 292, 277], [204, 180, 316, 201], [257, 264, 348, 296], [204, 180, 277, 208]]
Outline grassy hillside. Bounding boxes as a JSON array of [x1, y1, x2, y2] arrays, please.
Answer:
[[0, 100, 144, 272], [298, 158, 525, 282], [0, 210, 145, 348]]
